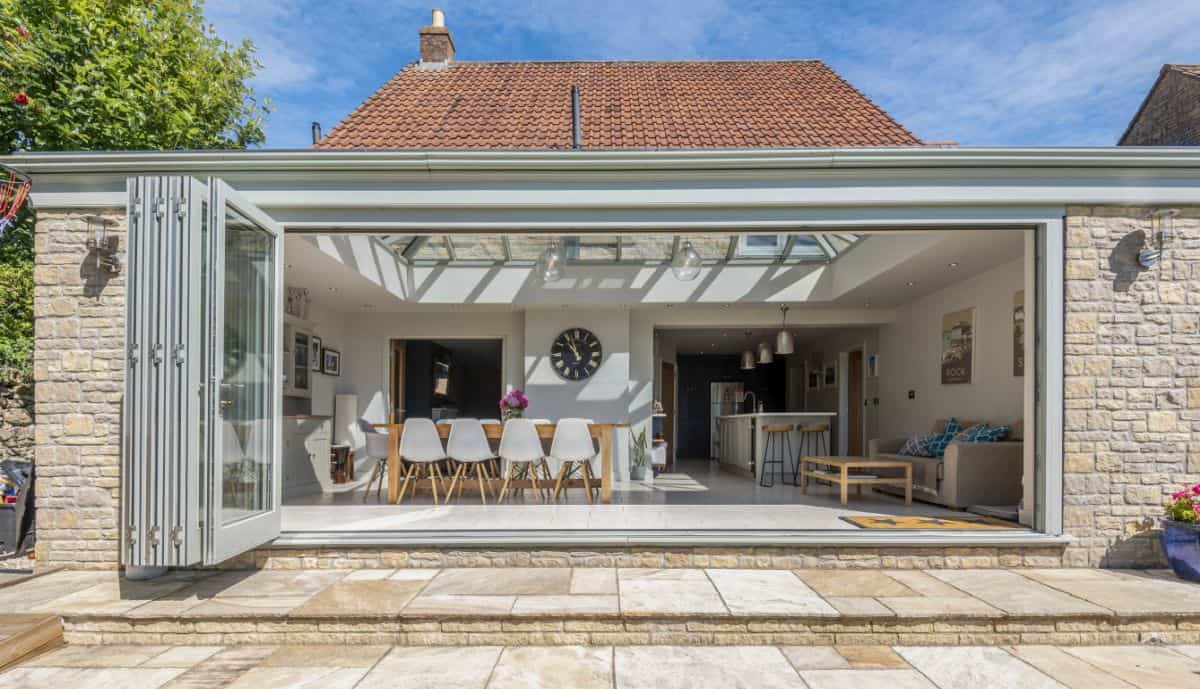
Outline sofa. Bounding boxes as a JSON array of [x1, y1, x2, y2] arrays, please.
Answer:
[[868, 418, 1024, 509]]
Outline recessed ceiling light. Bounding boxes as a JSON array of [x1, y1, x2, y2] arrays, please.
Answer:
[[948, 262, 960, 270], [906, 281, 915, 287], [865, 302, 871, 308], [328, 287, 338, 292]]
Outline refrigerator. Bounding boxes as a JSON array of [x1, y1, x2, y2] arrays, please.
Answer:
[[709, 382, 745, 459]]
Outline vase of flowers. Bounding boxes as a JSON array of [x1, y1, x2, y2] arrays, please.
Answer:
[[1162, 483, 1200, 582], [499, 389, 529, 421]]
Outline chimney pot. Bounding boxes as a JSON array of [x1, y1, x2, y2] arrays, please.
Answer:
[[419, 8, 454, 66]]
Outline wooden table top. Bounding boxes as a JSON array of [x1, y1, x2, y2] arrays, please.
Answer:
[[802, 455, 913, 468]]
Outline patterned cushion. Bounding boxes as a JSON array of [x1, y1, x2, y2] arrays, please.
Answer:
[[953, 424, 1011, 444], [952, 424, 987, 443], [897, 433, 937, 457], [927, 418, 960, 458]]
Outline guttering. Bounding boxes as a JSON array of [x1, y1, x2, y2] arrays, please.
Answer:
[[5, 146, 1200, 175]]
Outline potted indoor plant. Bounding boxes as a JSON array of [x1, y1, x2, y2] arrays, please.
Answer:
[[630, 428, 651, 483], [499, 389, 529, 421], [1162, 483, 1200, 581]]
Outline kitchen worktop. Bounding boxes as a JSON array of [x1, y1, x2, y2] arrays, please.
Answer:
[[716, 412, 837, 420]]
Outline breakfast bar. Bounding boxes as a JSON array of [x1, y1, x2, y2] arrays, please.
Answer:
[[715, 412, 837, 477]]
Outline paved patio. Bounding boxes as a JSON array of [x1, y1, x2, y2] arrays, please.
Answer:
[[2, 566, 1200, 648], [3, 642, 1195, 688]]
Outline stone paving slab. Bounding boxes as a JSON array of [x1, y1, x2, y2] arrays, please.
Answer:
[[2, 643, 1189, 688], [6, 567, 1200, 649]]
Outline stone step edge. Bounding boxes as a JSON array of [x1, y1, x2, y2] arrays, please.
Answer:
[[61, 614, 1200, 648]]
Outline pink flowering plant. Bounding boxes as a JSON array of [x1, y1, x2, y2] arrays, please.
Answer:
[[499, 389, 529, 420], [1165, 483, 1200, 524]]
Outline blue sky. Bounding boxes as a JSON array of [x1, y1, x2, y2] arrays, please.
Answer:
[[205, 0, 1200, 149]]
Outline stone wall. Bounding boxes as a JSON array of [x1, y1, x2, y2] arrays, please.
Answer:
[[32, 210, 126, 569], [1063, 206, 1200, 566], [0, 385, 34, 462], [1120, 69, 1200, 146]]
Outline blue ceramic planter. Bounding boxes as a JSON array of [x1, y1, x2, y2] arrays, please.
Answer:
[[1162, 520, 1200, 582]]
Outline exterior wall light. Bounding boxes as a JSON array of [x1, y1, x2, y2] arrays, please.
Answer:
[[85, 215, 121, 274], [1139, 208, 1179, 269], [671, 239, 702, 281]]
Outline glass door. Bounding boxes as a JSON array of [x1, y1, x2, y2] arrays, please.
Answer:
[[203, 179, 284, 564]]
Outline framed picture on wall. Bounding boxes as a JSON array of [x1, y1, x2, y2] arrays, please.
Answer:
[[322, 348, 341, 377], [867, 354, 879, 378], [807, 368, 820, 390], [823, 363, 836, 387], [941, 307, 975, 384], [311, 336, 323, 372]]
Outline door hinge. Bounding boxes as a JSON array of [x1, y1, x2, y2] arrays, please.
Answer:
[[173, 344, 186, 366], [151, 343, 164, 366], [148, 525, 161, 547], [170, 525, 184, 547]]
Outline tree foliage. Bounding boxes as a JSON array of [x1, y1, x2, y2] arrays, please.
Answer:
[[0, 0, 269, 383]]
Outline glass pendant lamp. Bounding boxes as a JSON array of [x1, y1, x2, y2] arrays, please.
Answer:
[[671, 239, 702, 281]]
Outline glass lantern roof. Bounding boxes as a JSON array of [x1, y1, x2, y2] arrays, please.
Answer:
[[379, 233, 861, 265]]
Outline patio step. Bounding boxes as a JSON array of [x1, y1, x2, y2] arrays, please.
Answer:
[[0, 615, 63, 670], [22, 567, 1200, 648]]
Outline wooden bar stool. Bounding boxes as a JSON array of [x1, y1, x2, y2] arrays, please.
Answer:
[[792, 423, 830, 485], [758, 423, 795, 487]]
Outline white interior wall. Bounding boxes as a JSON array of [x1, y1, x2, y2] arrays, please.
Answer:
[[875, 257, 1025, 439], [794, 327, 880, 454]]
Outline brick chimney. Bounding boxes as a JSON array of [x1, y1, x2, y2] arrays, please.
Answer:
[[419, 8, 454, 67]]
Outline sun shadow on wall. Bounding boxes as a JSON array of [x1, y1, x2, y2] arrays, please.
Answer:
[[1108, 230, 1148, 293]]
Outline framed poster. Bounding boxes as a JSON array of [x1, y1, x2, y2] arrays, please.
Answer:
[[311, 336, 323, 372], [941, 307, 975, 384], [807, 368, 820, 390], [322, 348, 341, 376], [867, 354, 879, 378], [1013, 291, 1025, 377], [823, 363, 836, 387]]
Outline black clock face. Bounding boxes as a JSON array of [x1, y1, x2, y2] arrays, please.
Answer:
[[550, 328, 602, 380]]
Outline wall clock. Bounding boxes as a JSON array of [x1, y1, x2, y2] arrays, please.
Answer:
[[550, 328, 602, 380]]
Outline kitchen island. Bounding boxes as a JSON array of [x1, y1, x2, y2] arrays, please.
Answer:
[[715, 412, 837, 477]]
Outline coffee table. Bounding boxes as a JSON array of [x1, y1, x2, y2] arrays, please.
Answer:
[[799, 456, 913, 506]]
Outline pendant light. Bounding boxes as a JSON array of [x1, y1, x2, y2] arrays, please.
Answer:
[[774, 305, 794, 355], [670, 239, 702, 281], [757, 340, 774, 364], [537, 239, 565, 282], [740, 331, 756, 370]]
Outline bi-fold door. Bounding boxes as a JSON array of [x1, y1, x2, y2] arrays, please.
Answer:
[[121, 177, 283, 567]]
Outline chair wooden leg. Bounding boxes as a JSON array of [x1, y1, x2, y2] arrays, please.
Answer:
[[476, 463, 488, 505], [529, 462, 542, 503], [539, 461, 554, 501], [446, 463, 465, 502], [376, 461, 387, 501], [363, 461, 380, 503], [553, 462, 571, 501], [498, 462, 515, 503], [397, 463, 418, 505], [429, 464, 441, 505], [580, 463, 594, 505]]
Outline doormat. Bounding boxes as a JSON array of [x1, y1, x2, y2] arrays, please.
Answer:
[[840, 515, 1020, 529]]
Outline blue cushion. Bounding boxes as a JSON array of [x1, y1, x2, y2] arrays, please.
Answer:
[[927, 418, 960, 458], [952, 424, 987, 443], [977, 425, 1010, 442]]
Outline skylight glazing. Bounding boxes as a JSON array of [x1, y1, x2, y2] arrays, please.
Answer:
[[383, 233, 861, 265]]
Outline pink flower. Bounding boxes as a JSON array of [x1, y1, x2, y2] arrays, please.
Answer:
[[1191, 484, 1200, 495], [15, 25, 29, 38], [1174, 491, 1188, 500], [13, 92, 27, 106]]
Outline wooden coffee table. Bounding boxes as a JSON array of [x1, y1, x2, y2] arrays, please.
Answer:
[[799, 456, 912, 506]]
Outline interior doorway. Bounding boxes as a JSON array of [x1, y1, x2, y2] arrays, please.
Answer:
[[661, 361, 676, 469], [388, 339, 503, 421], [847, 350, 864, 456]]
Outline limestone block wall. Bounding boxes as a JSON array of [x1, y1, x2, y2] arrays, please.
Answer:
[[1063, 206, 1200, 567], [0, 385, 34, 462], [32, 210, 126, 569]]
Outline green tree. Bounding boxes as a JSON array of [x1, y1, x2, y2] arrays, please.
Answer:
[[0, 0, 270, 383]]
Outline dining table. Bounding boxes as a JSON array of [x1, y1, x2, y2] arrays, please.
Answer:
[[372, 421, 629, 504]]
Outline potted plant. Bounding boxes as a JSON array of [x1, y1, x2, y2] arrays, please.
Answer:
[[1162, 483, 1200, 581], [499, 389, 529, 421], [630, 428, 651, 483]]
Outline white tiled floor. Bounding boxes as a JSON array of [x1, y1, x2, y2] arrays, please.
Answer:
[[282, 459, 986, 532]]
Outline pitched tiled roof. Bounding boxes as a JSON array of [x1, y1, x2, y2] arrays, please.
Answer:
[[315, 60, 921, 150]]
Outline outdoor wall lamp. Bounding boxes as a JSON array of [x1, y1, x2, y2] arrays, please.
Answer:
[[85, 215, 121, 274], [1138, 208, 1179, 269]]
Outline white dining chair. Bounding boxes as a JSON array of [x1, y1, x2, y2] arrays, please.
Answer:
[[359, 419, 391, 502], [398, 418, 448, 504], [445, 419, 497, 504], [497, 419, 551, 503], [548, 418, 600, 503]]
